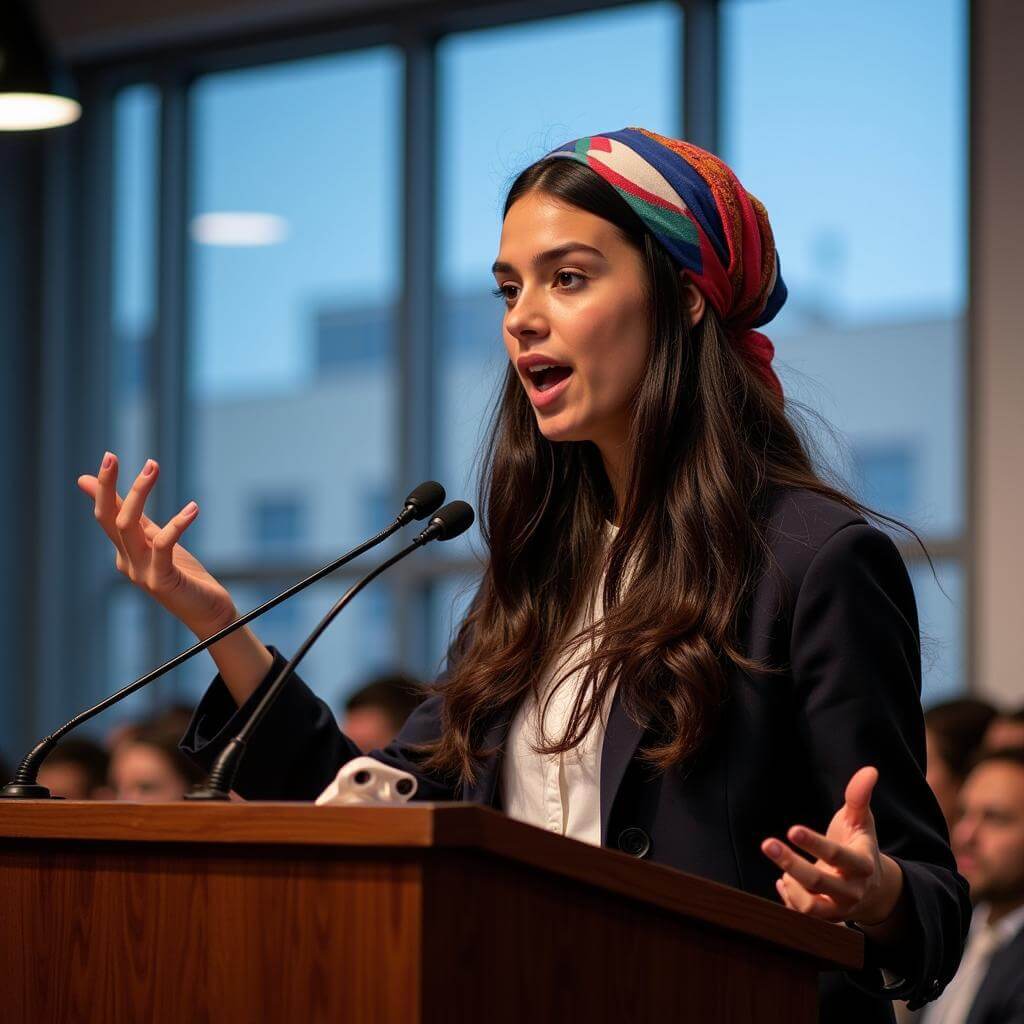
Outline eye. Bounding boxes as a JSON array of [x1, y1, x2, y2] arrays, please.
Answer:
[[555, 270, 585, 289], [492, 283, 518, 304]]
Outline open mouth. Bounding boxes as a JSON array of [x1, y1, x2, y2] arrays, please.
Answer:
[[526, 363, 573, 392]]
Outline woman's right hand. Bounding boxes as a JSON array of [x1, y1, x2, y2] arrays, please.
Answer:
[[78, 452, 237, 640]]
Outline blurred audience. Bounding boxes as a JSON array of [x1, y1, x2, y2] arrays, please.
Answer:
[[38, 738, 113, 800], [109, 716, 206, 801], [924, 698, 997, 830], [106, 703, 196, 753], [340, 673, 425, 752], [917, 748, 1024, 1023], [982, 705, 1024, 754]]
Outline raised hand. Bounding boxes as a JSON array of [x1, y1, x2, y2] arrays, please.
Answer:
[[78, 452, 237, 640], [760, 766, 904, 927]]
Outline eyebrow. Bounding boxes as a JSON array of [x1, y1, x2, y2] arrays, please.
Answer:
[[491, 242, 606, 276]]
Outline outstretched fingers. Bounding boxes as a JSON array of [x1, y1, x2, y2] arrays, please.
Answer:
[[83, 452, 128, 558], [776, 875, 837, 920], [761, 837, 860, 905], [114, 459, 159, 563], [150, 501, 199, 582], [787, 825, 873, 879]]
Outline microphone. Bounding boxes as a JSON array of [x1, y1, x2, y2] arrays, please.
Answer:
[[188, 500, 475, 801], [0, 481, 447, 800]]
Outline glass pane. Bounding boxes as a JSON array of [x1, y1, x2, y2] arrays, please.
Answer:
[[112, 84, 159, 478], [722, 0, 967, 540], [910, 559, 965, 706], [99, 586, 162, 745], [171, 579, 400, 718], [187, 49, 402, 567], [426, 573, 481, 680], [103, 84, 161, 743], [436, 4, 683, 552]]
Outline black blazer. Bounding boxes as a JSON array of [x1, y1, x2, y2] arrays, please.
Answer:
[[966, 923, 1024, 1024], [182, 488, 970, 1023]]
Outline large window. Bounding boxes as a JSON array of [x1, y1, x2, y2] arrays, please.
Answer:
[[722, 0, 968, 701], [54, 0, 966, 754]]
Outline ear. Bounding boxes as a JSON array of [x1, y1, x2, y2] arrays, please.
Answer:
[[680, 275, 706, 327]]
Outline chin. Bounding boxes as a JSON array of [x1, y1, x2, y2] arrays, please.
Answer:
[[534, 414, 589, 444]]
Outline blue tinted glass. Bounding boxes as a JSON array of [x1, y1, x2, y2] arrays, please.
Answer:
[[436, 4, 683, 553], [102, 587, 161, 740], [722, 0, 967, 539], [187, 49, 402, 565], [172, 580, 399, 714], [111, 84, 159, 491], [427, 574, 481, 680], [106, 85, 161, 730], [910, 560, 965, 705], [250, 494, 307, 554], [851, 442, 917, 522]]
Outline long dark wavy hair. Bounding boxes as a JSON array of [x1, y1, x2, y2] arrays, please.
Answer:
[[418, 156, 924, 789]]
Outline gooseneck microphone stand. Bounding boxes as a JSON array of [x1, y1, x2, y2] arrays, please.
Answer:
[[188, 500, 475, 801], [0, 482, 446, 799]]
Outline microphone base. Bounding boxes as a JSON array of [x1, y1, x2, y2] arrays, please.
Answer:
[[0, 782, 54, 799], [184, 785, 232, 801]]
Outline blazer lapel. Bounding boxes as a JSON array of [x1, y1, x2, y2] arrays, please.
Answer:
[[600, 685, 646, 845]]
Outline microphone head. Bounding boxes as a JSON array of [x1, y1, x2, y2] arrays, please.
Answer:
[[403, 481, 445, 521], [425, 500, 475, 541]]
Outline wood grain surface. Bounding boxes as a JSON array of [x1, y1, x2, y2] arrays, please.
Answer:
[[0, 801, 862, 971], [1, 844, 423, 1024], [422, 851, 820, 1024]]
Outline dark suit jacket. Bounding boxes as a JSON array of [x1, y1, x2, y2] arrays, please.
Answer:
[[182, 488, 970, 1023], [966, 923, 1024, 1024]]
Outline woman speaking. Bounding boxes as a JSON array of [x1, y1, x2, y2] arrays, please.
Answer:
[[78, 127, 968, 1022]]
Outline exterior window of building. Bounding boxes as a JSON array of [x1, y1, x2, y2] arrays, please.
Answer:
[[852, 443, 918, 524], [251, 495, 307, 555], [103, 83, 163, 731], [176, 48, 403, 703]]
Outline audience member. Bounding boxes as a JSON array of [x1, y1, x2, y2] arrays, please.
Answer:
[[919, 748, 1024, 1023], [109, 717, 206, 801], [924, 698, 997, 829], [37, 738, 112, 800], [339, 673, 425, 753], [983, 705, 1024, 754]]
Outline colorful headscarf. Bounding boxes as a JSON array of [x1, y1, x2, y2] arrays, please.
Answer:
[[545, 127, 787, 398]]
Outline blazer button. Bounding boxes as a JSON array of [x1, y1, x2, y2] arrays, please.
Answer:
[[617, 826, 651, 858]]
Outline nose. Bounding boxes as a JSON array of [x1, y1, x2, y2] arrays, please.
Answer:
[[952, 813, 979, 852], [504, 285, 549, 342]]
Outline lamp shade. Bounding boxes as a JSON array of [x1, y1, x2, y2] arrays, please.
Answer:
[[0, 0, 80, 130]]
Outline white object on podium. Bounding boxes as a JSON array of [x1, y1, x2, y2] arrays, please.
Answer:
[[315, 756, 418, 806]]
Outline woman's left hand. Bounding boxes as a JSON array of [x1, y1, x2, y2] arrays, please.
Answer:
[[760, 765, 904, 927]]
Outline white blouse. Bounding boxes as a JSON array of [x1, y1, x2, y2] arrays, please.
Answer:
[[500, 524, 619, 847]]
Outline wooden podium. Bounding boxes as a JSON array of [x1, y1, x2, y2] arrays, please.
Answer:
[[0, 802, 861, 1023]]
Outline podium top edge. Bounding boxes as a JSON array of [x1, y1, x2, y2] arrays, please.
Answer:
[[0, 800, 862, 971]]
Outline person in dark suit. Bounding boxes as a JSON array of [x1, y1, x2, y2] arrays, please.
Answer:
[[77, 128, 969, 1023], [917, 748, 1024, 1024]]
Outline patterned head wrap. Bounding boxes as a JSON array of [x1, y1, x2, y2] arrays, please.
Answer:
[[545, 127, 787, 398]]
